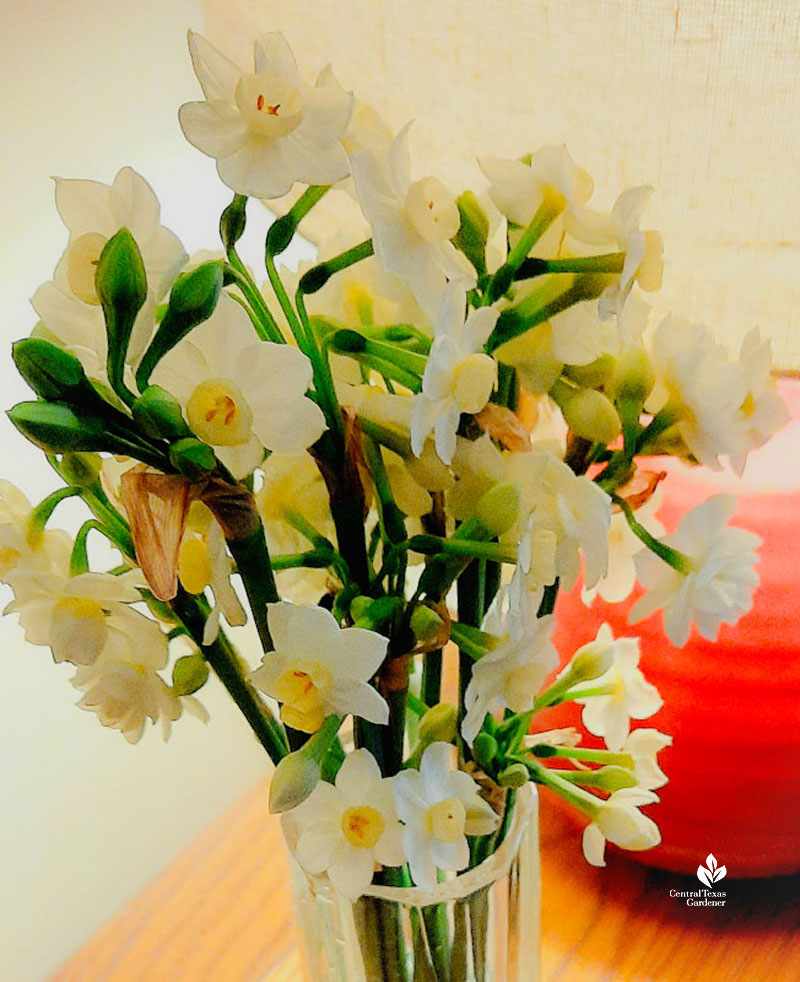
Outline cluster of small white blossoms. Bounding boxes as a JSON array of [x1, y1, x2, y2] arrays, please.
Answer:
[[2, 27, 790, 898]]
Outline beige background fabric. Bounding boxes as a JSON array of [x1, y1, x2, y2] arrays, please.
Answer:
[[207, 0, 800, 368]]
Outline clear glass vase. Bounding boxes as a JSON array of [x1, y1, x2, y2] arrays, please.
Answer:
[[286, 783, 540, 982]]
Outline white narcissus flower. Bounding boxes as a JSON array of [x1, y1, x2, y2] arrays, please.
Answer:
[[0, 481, 72, 582], [582, 491, 666, 606], [582, 788, 661, 867], [646, 317, 747, 472], [570, 623, 663, 752], [622, 729, 673, 791], [251, 602, 389, 733], [506, 446, 612, 593], [288, 749, 405, 899], [566, 186, 663, 318], [462, 571, 557, 745], [629, 494, 761, 647], [72, 643, 186, 744], [393, 743, 499, 890], [177, 501, 246, 644], [179, 32, 353, 198], [152, 292, 326, 477], [410, 284, 499, 465], [479, 146, 594, 230], [350, 125, 476, 319], [5, 568, 166, 669], [728, 329, 790, 476]]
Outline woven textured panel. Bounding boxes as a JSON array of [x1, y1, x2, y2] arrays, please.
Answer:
[[205, 0, 800, 368]]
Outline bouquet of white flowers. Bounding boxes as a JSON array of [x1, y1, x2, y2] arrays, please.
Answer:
[[2, 28, 788, 982]]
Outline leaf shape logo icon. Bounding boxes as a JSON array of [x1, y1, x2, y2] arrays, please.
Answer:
[[697, 853, 727, 888]]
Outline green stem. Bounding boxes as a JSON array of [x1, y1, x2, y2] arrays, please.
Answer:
[[515, 252, 625, 280], [69, 519, 106, 576], [516, 757, 599, 817], [612, 494, 693, 574], [224, 257, 284, 343], [298, 239, 374, 295], [486, 197, 564, 303], [26, 485, 83, 542], [529, 745, 634, 768], [409, 535, 517, 564]]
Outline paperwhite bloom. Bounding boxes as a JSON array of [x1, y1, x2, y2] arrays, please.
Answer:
[[350, 125, 476, 318], [410, 284, 499, 465], [582, 491, 665, 605], [152, 292, 326, 477], [570, 624, 663, 752], [5, 568, 166, 669], [72, 644, 183, 744], [506, 446, 611, 593], [462, 571, 557, 745], [566, 186, 663, 318], [31, 167, 184, 374], [393, 743, 498, 890], [177, 501, 246, 644], [251, 602, 389, 733], [479, 146, 594, 229], [622, 729, 672, 791], [630, 494, 761, 647], [728, 329, 790, 476], [289, 749, 405, 899], [646, 317, 746, 471], [179, 32, 353, 198], [582, 788, 661, 867], [0, 481, 72, 582]]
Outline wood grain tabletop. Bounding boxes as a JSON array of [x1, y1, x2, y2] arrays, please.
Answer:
[[50, 780, 800, 982]]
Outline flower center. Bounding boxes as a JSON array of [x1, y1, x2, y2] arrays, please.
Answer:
[[405, 177, 460, 243], [66, 232, 108, 305], [426, 797, 467, 843], [186, 379, 253, 447], [50, 596, 108, 665], [235, 73, 304, 137], [274, 662, 332, 733], [341, 806, 385, 849], [453, 353, 497, 414]]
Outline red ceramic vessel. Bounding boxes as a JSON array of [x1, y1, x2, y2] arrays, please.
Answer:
[[542, 379, 800, 878]]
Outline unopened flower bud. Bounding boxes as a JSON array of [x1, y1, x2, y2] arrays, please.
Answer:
[[172, 652, 210, 695], [552, 382, 621, 444], [498, 763, 530, 788], [564, 353, 617, 389], [133, 386, 190, 441], [613, 346, 655, 403], [472, 732, 498, 769], [96, 228, 147, 397], [418, 703, 458, 746], [269, 751, 321, 813], [349, 595, 372, 622], [453, 190, 490, 276], [495, 322, 563, 394], [169, 437, 217, 478], [12, 338, 89, 402], [60, 452, 102, 489], [474, 483, 520, 537], [409, 605, 446, 649], [561, 636, 615, 686], [590, 766, 638, 792], [9, 401, 114, 453]]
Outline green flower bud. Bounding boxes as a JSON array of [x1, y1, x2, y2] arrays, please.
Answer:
[[418, 703, 458, 746], [612, 345, 655, 403], [269, 750, 321, 813], [332, 328, 367, 353], [409, 605, 446, 649], [172, 652, 210, 696], [60, 452, 103, 489], [348, 595, 372, 622], [589, 765, 638, 792], [474, 483, 520, 537], [564, 353, 617, 389], [12, 338, 89, 402], [219, 194, 247, 251], [472, 732, 499, 769], [498, 763, 530, 788], [133, 386, 190, 441], [266, 214, 297, 257], [95, 228, 147, 400], [136, 262, 224, 391], [169, 437, 217, 478], [453, 190, 490, 276], [562, 636, 615, 686], [551, 382, 622, 444], [9, 401, 115, 453]]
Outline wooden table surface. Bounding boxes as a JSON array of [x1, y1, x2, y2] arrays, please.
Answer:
[[50, 781, 800, 982]]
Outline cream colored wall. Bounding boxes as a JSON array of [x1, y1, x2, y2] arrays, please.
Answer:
[[0, 3, 298, 979]]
